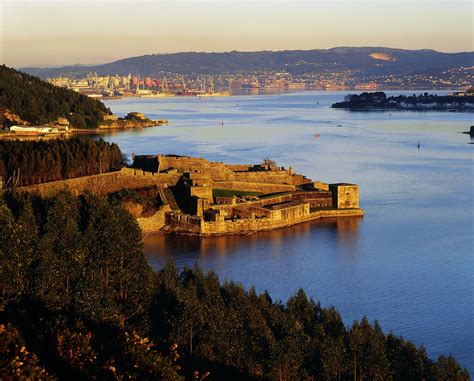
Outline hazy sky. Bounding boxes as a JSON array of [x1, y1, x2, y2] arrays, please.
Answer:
[[1, 0, 472, 67]]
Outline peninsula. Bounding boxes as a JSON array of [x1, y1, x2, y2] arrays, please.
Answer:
[[332, 91, 474, 111], [0, 65, 166, 137]]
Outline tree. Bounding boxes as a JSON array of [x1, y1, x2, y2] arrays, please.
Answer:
[[0, 200, 24, 307], [0, 138, 123, 187], [0, 65, 111, 129], [34, 192, 84, 312], [0, 324, 52, 380], [434, 355, 470, 381], [0, 191, 469, 380], [77, 194, 154, 329]]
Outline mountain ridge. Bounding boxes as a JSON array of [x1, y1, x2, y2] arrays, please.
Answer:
[[21, 47, 474, 79]]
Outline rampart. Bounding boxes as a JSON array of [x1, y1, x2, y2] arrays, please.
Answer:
[[232, 171, 309, 185], [162, 185, 361, 236], [132, 154, 311, 185], [17, 168, 181, 197], [212, 180, 296, 194], [137, 204, 171, 233], [163, 208, 363, 236]]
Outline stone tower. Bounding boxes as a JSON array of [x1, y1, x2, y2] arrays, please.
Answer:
[[329, 183, 359, 209]]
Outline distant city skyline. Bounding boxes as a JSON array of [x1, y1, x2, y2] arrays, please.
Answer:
[[1, 0, 472, 68]]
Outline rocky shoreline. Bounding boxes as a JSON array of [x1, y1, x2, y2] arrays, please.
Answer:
[[98, 112, 168, 130], [0, 111, 167, 139]]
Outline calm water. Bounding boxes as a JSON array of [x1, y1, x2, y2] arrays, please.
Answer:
[[102, 92, 474, 371]]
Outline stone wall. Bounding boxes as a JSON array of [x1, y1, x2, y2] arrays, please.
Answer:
[[270, 202, 310, 221], [213, 180, 296, 194], [291, 191, 333, 208], [157, 155, 210, 172], [225, 164, 253, 172], [215, 196, 237, 205], [206, 163, 236, 181], [164, 212, 202, 234], [137, 204, 171, 233], [132, 155, 311, 184], [17, 168, 181, 197], [209, 190, 332, 219], [252, 191, 332, 208], [232, 171, 310, 185], [165, 207, 363, 236], [190, 186, 213, 201], [233, 205, 271, 219], [329, 184, 359, 209]]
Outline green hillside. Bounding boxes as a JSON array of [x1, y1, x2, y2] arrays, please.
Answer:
[[0, 65, 111, 129]]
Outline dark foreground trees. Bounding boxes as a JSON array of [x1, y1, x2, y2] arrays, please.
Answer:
[[0, 138, 123, 186], [0, 191, 470, 380]]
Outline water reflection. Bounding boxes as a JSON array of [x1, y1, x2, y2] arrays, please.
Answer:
[[328, 216, 361, 247], [144, 216, 362, 270]]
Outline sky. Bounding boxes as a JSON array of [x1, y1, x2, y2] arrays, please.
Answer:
[[0, 0, 472, 68]]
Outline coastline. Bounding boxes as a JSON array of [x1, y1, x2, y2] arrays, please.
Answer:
[[0, 115, 168, 140], [332, 106, 474, 112], [0, 123, 166, 139]]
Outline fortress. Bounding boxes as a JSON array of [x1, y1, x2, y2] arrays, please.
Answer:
[[133, 155, 363, 235], [17, 154, 363, 236]]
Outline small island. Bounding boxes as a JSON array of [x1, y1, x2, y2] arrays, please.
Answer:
[[332, 91, 474, 111]]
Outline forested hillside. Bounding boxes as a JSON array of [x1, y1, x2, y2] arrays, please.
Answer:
[[0, 65, 111, 129], [0, 138, 123, 186], [0, 191, 469, 380]]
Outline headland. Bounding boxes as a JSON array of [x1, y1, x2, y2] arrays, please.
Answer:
[[0, 65, 167, 139], [0, 111, 167, 139]]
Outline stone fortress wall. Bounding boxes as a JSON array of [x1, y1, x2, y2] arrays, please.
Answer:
[[16, 155, 304, 198], [132, 155, 311, 185], [17, 167, 181, 197], [164, 207, 362, 236], [131, 155, 364, 236]]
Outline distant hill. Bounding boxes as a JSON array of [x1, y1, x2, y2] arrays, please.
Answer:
[[0, 65, 111, 129], [22, 47, 474, 79]]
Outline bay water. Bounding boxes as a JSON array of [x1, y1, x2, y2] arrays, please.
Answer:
[[102, 92, 473, 371]]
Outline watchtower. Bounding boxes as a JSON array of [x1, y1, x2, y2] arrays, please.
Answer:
[[329, 183, 359, 209]]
